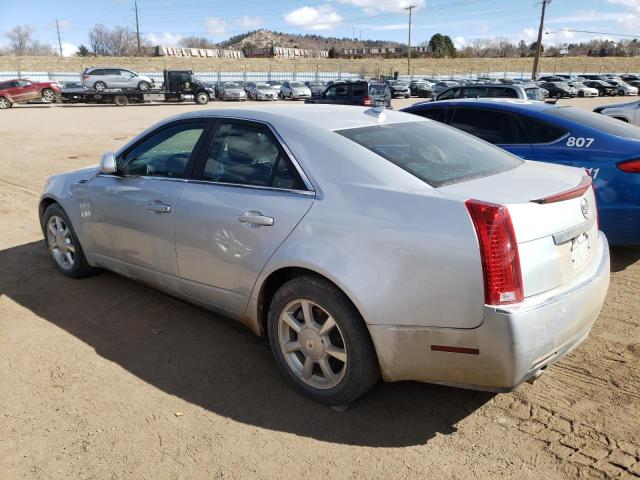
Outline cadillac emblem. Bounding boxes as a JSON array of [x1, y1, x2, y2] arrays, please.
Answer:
[[581, 198, 591, 220]]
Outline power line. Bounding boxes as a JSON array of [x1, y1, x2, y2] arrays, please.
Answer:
[[532, 0, 551, 80], [552, 28, 639, 39]]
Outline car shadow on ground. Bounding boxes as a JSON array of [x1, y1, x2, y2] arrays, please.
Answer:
[[610, 246, 640, 273], [1, 240, 497, 447]]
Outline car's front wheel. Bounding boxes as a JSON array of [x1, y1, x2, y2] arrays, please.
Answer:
[[0, 96, 11, 109], [43, 203, 97, 278], [267, 276, 380, 406], [94, 81, 107, 92], [41, 88, 56, 102], [138, 81, 151, 91]]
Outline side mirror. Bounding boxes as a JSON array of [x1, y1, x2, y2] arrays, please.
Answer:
[[99, 151, 117, 174]]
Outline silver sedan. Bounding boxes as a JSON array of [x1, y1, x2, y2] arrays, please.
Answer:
[[39, 105, 610, 406]]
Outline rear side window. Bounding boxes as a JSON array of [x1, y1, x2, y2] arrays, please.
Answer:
[[525, 88, 543, 101], [411, 107, 446, 122], [449, 108, 524, 144], [202, 123, 303, 190], [547, 106, 640, 140], [89, 69, 103, 75], [336, 121, 522, 187], [437, 88, 457, 100], [487, 87, 518, 98], [351, 83, 366, 97], [517, 115, 567, 143]]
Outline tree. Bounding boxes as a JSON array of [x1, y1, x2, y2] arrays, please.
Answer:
[[443, 35, 457, 58], [6, 25, 32, 55], [178, 36, 217, 49], [529, 41, 543, 55], [88, 24, 147, 56], [428, 33, 456, 58], [76, 45, 91, 56], [89, 24, 110, 56], [328, 46, 337, 58], [518, 40, 528, 57]]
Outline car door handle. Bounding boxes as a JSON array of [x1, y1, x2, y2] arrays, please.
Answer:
[[146, 202, 171, 213], [238, 211, 274, 227]]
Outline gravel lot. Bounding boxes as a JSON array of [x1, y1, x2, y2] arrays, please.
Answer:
[[1, 96, 639, 479]]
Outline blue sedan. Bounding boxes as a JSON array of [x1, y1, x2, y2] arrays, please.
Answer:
[[402, 99, 640, 245]]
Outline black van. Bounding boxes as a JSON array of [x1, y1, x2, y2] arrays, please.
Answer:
[[305, 81, 391, 107]]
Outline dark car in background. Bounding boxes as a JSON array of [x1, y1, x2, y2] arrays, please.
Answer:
[[305, 80, 391, 107], [409, 80, 434, 98], [305, 80, 327, 97], [539, 81, 577, 99], [583, 80, 618, 97], [0, 78, 61, 108]]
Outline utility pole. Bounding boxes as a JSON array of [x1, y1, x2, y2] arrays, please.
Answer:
[[55, 19, 63, 57], [134, 0, 141, 56], [405, 4, 418, 76], [532, 0, 551, 80]]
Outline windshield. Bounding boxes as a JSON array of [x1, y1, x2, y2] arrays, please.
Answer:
[[290, 82, 305, 87], [257, 85, 272, 90], [548, 107, 640, 140], [336, 121, 522, 187], [225, 83, 240, 88]]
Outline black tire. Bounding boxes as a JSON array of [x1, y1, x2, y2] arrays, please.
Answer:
[[113, 94, 128, 106], [42, 203, 97, 278], [138, 81, 151, 91], [0, 96, 11, 109], [94, 81, 107, 92], [555, 92, 563, 99], [195, 91, 209, 105], [618, 90, 625, 96], [267, 275, 380, 406], [598, 90, 604, 96], [578, 91, 585, 98]]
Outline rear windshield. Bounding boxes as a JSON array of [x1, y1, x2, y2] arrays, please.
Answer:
[[336, 121, 522, 187], [548, 107, 640, 140], [369, 83, 388, 95]]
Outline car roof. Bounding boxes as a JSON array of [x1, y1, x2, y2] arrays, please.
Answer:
[[405, 98, 554, 112], [160, 105, 422, 132]]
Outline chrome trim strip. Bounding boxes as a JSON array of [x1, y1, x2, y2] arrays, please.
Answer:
[[96, 174, 189, 183], [186, 179, 315, 196], [552, 216, 595, 245]]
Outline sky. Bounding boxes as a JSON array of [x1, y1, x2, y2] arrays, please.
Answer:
[[0, 0, 638, 56]]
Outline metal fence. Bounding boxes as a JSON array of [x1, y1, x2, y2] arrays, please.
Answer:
[[0, 69, 632, 85]]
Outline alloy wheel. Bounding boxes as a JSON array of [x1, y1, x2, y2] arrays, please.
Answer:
[[42, 89, 55, 102], [0, 97, 9, 109], [277, 299, 348, 389], [46, 215, 75, 269]]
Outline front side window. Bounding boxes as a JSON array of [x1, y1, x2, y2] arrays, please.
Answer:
[[336, 121, 522, 187], [17, 80, 31, 87], [119, 123, 206, 178], [449, 108, 523, 144], [437, 88, 457, 100], [202, 123, 303, 189]]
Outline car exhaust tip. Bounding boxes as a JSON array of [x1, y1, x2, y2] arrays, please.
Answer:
[[526, 370, 544, 385]]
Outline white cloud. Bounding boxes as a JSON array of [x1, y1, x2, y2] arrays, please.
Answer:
[[284, 5, 343, 30], [205, 17, 227, 37], [606, 0, 640, 10], [522, 28, 536, 40], [453, 36, 466, 49], [235, 15, 262, 30], [606, 0, 640, 31], [338, 0, 425, 15], [145, 32, 183, 46], [57, 19, 72, 29], [478, 23, 490, 34], [61, 41, 77, 57]]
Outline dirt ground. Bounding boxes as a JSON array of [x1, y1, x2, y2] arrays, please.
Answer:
[[1, 96, 639, 480]]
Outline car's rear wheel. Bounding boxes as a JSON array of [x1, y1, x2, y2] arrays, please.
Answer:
[[138, 81, 151, 91], [0, 96, 11, 109], [94, 81, 107, 92], [195, 92, 209, 105], [618, 90, 625, 96], [43, 203, 96, 278], [555, 92, 563, 99], [41, 88, 56, 102], [113, 94, 128, 106], [267, 276, 380, 405]]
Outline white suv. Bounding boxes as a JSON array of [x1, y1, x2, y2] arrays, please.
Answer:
[[82, 67, 154, 92]]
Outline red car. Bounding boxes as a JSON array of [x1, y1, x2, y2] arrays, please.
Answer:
[[0, 79, 61, 109]]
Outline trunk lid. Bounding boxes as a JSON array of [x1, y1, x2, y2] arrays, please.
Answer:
[[440, 161, 600, 298]]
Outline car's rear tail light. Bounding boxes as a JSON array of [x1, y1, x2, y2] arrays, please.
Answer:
[[618, 159, 640, 173], [363, 96, 372, 106], [465, 200, 523, 305]]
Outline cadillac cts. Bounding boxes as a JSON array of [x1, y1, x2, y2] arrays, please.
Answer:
[[39, 105, 610, 405]]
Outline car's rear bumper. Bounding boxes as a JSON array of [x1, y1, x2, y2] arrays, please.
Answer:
[[369, 232, 610, 391]]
